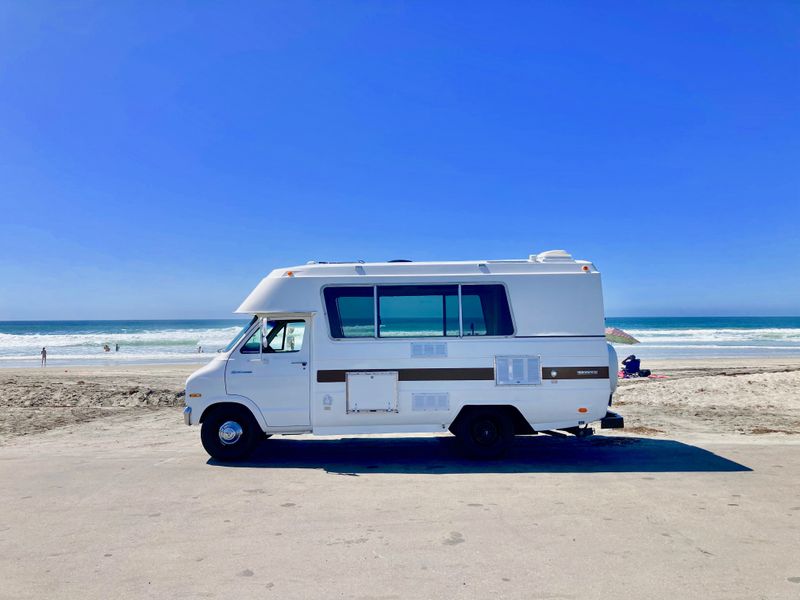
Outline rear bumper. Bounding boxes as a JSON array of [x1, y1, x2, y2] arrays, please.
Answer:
[[183, 406, 192, 426], [600, 410, 624, 429]]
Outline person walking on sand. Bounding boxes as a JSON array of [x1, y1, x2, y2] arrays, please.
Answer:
[[41, 347, 47, 367]]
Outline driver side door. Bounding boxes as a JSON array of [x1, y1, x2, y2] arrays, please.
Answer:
[[225, 318, 311, 428]]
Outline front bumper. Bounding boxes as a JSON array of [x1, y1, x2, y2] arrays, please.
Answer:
[[183, 406, 192, 426]]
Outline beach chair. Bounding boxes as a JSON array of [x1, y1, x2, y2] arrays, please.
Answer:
[[621, 355, 652, 378], [622, 355, 641, 377]]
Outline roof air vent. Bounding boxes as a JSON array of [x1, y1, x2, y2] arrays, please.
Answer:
[[532, 249, 574, 263]]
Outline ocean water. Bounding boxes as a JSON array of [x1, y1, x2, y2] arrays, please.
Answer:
[[606, 316, 800, 359], [0, 317, 799, 368], [0, 320, 249, 368]]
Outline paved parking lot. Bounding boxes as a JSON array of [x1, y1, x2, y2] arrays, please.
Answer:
[[1, 410, 799, 599]]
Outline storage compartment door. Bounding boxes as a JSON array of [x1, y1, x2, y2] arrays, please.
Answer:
[[346, 371, 398, 413]]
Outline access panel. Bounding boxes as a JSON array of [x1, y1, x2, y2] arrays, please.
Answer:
[[346, 371, 399, 413]]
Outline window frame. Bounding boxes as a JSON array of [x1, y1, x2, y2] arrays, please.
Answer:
[[459, 283, 515, 338], [323, 286, 377, 339], [321, 282, 516, 341]]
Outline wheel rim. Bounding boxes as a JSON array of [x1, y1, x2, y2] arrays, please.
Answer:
[[471, 418, 500, 446], [218, 420, 244, 445]]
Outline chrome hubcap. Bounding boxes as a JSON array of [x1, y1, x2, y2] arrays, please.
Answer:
[[218, 421, 243, 445]]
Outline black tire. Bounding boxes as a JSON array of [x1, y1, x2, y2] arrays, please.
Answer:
[[200, 405, 261, 461], [454, 408, 515, 459]]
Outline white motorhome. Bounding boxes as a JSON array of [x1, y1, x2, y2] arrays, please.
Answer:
[[184, 250, 623, 460]]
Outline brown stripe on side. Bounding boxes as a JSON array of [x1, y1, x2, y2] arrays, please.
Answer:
[[316, 368, 495, 383], [541, 366, 610, 380]]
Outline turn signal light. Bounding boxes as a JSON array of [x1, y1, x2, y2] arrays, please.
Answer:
[[189, 393, 202, 398], [578, 407, 588, 413]]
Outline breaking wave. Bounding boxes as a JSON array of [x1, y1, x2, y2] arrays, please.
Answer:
[[0, 321, 247, 366]]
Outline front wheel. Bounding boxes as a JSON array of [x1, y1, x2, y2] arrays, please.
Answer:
[[200, 405, 261, 461], [454, 408, 514, 459]]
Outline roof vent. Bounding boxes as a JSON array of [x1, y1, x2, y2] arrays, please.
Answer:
[[532, 249, 574, 263]]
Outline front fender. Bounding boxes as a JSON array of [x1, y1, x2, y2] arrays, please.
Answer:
[[188, 395, 269, 432]]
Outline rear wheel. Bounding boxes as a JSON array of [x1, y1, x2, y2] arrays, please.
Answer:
[[454, 408, 514, 459], [200, 405, 261, 461]]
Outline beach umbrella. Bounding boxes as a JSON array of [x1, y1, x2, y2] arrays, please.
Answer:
[[605, 327, 639, 344]]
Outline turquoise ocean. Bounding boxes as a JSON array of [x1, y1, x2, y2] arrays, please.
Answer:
[[1, 317, 799, 368]]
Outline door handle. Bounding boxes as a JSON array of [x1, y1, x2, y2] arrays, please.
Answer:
[[291, 361, 308, 366]]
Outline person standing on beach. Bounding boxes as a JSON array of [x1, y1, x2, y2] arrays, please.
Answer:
[[41, 347, 47, 367], [115, 343, 119, 352]]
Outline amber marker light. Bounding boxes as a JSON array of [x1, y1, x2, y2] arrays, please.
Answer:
[[189, 393, 202, 398], [578, 407, 588, 413], [582, 265, 590, 272]]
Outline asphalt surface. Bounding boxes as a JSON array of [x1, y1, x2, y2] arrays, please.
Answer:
[[1, 410, 799, 599]]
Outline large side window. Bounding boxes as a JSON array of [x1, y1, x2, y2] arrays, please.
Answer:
[[461, 284, 513, 336], [324, 287, 375, 338], [324, 284, 513, 339], [377, 285, 459, 337]]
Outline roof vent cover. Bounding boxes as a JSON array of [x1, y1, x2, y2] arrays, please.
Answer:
[[532, 249, 574, 263]]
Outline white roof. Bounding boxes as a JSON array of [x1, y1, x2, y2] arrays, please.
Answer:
[[265, 250, 596, 279]]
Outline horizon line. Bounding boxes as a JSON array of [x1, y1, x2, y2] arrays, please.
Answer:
[[1, 315, 800, 323]]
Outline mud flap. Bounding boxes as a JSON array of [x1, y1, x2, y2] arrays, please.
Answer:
[[600, 410, 624, 429]]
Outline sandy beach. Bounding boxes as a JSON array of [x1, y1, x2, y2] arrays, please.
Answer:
[[613, 357, 800, 438], [0, 363, 196, 441], [2, 358, 800, 599]]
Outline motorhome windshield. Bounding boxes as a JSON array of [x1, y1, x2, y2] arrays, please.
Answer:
[[222, 316, 258, 352]]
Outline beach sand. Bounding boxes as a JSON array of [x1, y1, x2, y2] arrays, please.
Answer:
[[614, 357, 800, 439], [1, 357, 799, 442], [0, 363, 198, 441]]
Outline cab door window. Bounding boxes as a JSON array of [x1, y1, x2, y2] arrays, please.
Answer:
[[239, 320, 306, 354], [266, 321, 306, 353]]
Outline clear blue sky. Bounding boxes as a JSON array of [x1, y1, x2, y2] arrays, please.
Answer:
[[1, 1, 798, 319]]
